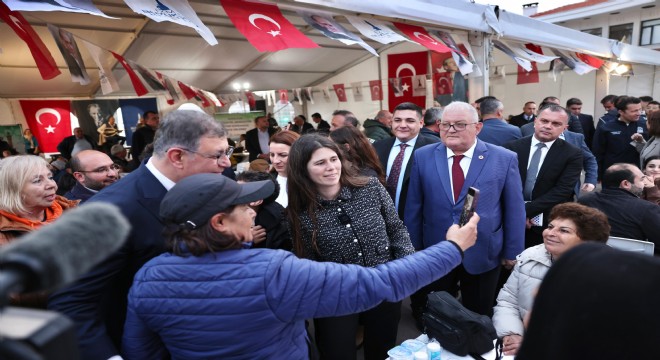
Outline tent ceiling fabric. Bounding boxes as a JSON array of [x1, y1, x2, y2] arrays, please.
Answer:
[[2, 0, 660, 99]]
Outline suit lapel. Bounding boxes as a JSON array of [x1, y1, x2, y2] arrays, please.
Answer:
[[376, 138, 395, 174], [537, 138, 564, 182], [517, 137, 532, 181], [434, 144, 454, 204], [458, 140, 488, 203]]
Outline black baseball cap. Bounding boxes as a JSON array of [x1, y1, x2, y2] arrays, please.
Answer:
[[160, 173, 274, 229]]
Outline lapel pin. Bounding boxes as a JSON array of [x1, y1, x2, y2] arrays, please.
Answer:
[[478, 155, 484, 160]]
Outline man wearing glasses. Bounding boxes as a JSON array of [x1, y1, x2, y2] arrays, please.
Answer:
[[65, 150, 120, 203], [404, 101, 525, 325], [49, 110, 231, 360]]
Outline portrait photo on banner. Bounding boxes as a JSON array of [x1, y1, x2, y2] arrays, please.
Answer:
[[47, 24, 91, 85], [431, 48, 469, 106], [0, 125, 24, 154], [71, 100, 120, 146]]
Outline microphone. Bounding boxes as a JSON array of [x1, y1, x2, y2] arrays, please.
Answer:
[[0, 203, 130, 305]]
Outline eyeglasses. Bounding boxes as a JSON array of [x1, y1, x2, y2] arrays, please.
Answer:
[[181, 146, 234, 165], [439, 122, 477, 132], [78, 164, 121, 175]]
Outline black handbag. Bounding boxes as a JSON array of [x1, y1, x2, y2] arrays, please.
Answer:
[[422, 291, 498, 359]]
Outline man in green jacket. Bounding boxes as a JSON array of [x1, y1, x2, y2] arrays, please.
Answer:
[[364, 110, 393, 142]]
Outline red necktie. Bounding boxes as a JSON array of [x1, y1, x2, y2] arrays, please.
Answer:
[[386, 143, 409, 200], [452, 155, 465, 202]]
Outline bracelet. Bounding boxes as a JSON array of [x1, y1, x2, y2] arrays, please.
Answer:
[[446, 240, 464, 259]]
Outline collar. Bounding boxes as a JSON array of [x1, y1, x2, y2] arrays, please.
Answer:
[[317, 185, 352, 207], [393, 134, 419, 149], [482, 117, 501, 122], [602, 187, 640, 198], [447, 139, 477, 159], [146, 157, 176, 191], [531, 135, 556, 148]]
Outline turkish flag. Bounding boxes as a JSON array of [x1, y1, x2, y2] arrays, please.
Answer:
[[525, 43, 544, 55], [111, 51, 148, 96], [0, 2, 60, 80], [19, 100, 71, 153], [575, 53, 605, 69], [177, 81, 197, 100], [433, 72, 453, 96], [517, 63, 539, 84], [194, 89, 212, 108], [369, 80, 383, 101], [392, 22, 451, 53], [220, 0, 319, 52], [388, 51, 428, 110], [156, 72, 179, 105], [245, 90, 256, 109], [333, 84, 347, 102], [278, 89, 289, 103]]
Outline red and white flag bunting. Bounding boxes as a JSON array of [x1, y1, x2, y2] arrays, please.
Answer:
[[369, 80, 383, 101], [300, 11, 377, 56], [392, 22, 452, 53], [333, 84, 347, 102], [345, 16, 408, 44], [111, 51, 149, 96], [79, 39, 120, 95], [304, 87, 314, 104], [492, 40, 532, 71]]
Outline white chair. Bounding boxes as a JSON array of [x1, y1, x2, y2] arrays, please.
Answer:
[[606, 236, 655, 256]]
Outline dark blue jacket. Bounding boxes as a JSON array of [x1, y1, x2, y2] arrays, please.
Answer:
[[122, 244, 463, 359], [562, 131, 598, 196], [593, 119, 648, 180], [478, 118, 522, 146], [64, 182, 96, 203]]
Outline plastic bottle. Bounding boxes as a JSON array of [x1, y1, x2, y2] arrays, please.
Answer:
[[414, 350, 429, 360], [426, 341, 441, 360]]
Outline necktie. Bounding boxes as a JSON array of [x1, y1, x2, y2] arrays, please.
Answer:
[[524, 143, 546, 201], [386, 143, 408, 199], [452, 155, 464, 202]]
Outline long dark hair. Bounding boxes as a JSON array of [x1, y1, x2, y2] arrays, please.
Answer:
[[286, 134, 369, 257], [329, 126, 386, 185]]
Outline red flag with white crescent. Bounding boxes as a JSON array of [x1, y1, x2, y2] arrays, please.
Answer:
[[575, 53, 605, 69], [278, 89, 289, 103], [517, 62, 539, 85], [177, 81, 197, 100], [111, 51, 148, 96], [220, 0, 318, 52], [19, 100, 71, 153], [369, 80, 383, 101], [245, 90, 256, 109], [392, 22, 452, 53], [388, 51, 427, 110], [333, 84, 347, 102], [0, 2, 60, 80]]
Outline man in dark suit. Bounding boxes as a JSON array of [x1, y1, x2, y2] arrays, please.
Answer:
[[130, 110, 159, 168], [521, 97, 584, 136], [57, 127, 97, 160], [373, 102, 440, 219], [405, 101, 525, 322], [509, 101, 537, 128], [311, 112, 330, 134], [504, 104, 583, 248], [48, 110, 232, 360], [566, 98, 595, 149], [477, 97, 522, 146], [245, 115, 276, 162]]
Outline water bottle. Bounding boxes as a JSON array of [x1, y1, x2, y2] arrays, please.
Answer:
[[426, 341, 441, 360]]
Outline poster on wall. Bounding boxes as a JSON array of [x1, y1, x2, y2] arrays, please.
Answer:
[[119, 98, 159, 147], [19, 100, 72, 153], [431, 50, 469, 106], [71, 100, 120, 148], [0, 125, 24, 155], [387, 51, 427, 111]]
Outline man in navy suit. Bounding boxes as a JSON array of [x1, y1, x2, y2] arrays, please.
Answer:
[[49, 110, 232, 360], [373, 102, 440, 219], [405, 101, 525, 320], [477, 97, 522, 146], [562, 130, 597, 195], [566, 98, 595, 149], [509, 101, 537, 128], [504, 104, 583, 248]]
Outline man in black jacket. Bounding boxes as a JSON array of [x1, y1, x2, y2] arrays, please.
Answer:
[[245, 115, 277, 162], [130, 110, 159, 167], [57, 127, 97, 160]]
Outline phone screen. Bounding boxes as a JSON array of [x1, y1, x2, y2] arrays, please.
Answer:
[[458, 187, 480, 226]]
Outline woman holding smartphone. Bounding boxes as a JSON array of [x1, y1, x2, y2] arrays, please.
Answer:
[[287, 134, 418, 360]]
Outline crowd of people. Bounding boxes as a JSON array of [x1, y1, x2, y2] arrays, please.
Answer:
[[0, 93, 659, 359]]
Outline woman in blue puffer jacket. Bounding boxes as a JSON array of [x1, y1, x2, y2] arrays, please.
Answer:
[[121, 173, 479, 360]]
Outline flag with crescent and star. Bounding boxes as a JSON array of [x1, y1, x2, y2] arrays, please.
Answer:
[[369, 80, 383, 101], [111, 51, 149, 96], [387, 51, 427, 110], [221, 0, 318, 52], [0, 2, 60, 80], [19, 100, 71, 153], [333, 84, 347, 102], [392, 22, 452, 54]]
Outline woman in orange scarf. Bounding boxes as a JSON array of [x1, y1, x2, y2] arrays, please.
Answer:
[[0, 155, 78, 306]]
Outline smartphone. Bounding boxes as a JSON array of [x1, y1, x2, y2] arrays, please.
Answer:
[[458, 187, 479, 227]]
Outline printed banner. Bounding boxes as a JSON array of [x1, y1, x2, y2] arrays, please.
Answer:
[[351, 82, 363, 102], [300, 11, 377, 56], [492, 40, 532, 71], [431, 52, 468, 106], [19, 100, 71, 153], [79, 39, 120, 94], [47, 24, 90, 85], [5, 0, 112, 18], [304, 87, 314, 104], [345, 16, 408, 44], [70, 99, 120, 146]]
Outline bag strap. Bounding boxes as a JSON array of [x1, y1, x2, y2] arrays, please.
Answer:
[[469, 353, 487, 360], [469, 338, 504, 360]]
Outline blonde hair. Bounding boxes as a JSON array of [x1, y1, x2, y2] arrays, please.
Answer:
[[0, 155, 50, 214]]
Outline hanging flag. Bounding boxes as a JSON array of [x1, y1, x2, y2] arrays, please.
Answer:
[[244, 90, 256, 109], [333, 84, 347, 102], [304, 87, 314, 104], [177, 81, 197, 100], [79, 39, 120, 95], [201, 90, 222, 107], [278, 89, 289, 103], [454, 34, 482, 76], [111, 51, 149, 96], [47, 24, 90, 85], [292, 88, 301, 104], [155, 71, 179, 105], [550, 48, 597, 75], [220, 0, 318, 52], [369, 80, 383, 101], [492, 40, 532, 71], [322, 86, 331, 100], [351, 82, 363, 102], [123, 0, 217, 45], [5, 0, 113, 18], [392, 22, 451, 53], [345, 16, 408, 44], [575, 53, 605, 69], [503, 42, 557, 64], [0, 2, 60, 80], [19, 100, 71, 153], [517, 63, 539, 85], [432, 30, 467, 56], [388, 51, 428, 110], [300, 11, 378, 56], [130, 61, 166, 92], [194, 89, 211, 108]]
